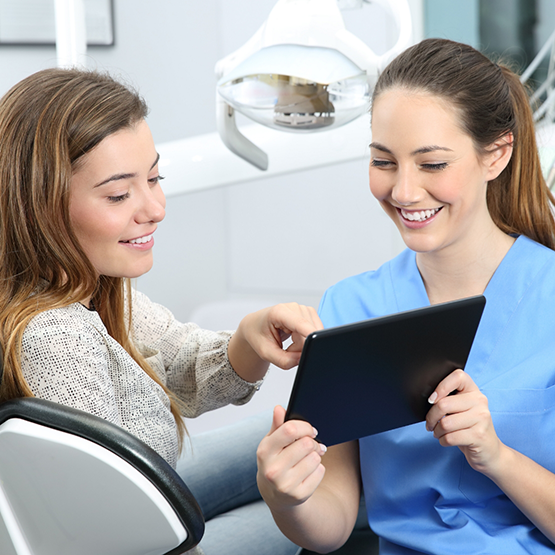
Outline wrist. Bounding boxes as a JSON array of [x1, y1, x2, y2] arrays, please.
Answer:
[[477, 442, 514, 483], [228, 325, 269, 383]]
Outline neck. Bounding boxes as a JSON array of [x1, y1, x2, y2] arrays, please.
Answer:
[[79, 295, 93, 310], [416, 226, 515, 305]]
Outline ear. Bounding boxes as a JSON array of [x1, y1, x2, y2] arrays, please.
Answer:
[[484, 132, 514, 181]]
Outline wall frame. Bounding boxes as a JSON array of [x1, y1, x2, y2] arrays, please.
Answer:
[[0, 0, 114, 46]]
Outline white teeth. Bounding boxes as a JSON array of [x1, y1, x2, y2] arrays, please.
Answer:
[[401, 208, 440, 222], [129, 234, 152, 244]]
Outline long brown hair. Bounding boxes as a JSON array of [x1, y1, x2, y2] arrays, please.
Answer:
[[0, 68, 185, 441], [373, 38, 555, 249]]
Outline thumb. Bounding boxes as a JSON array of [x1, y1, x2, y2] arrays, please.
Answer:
[[269, 405, 286, 435]]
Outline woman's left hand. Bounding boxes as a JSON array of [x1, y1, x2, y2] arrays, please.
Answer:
[[228, 303, 323, 383], [427, 369, 555, 544], [426, 369, 503, 475]]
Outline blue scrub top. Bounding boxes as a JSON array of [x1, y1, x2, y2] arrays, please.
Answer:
[[318, 235, 555, 554]]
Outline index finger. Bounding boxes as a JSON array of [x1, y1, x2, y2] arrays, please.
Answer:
[[428, 368, 477, 404], [273, 303, 324, 338]]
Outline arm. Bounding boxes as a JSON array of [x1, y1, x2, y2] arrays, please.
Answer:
[[257, 406, 361, 553], [22, 307, 185, 464], [131, 291, 255, 415], [21, 314, 121, 424], [132, 291, 322, 415], [427, 369, 555, 543]]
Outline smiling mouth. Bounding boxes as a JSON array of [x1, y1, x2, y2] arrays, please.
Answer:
[[399, 207, 442, 222], [121, 234, 153, 244]]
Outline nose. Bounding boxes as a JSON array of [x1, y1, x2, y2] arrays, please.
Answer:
[[391, 167, 424, 206], [137, 185, 166, 224]]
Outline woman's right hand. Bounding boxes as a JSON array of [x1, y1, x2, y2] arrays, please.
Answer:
[[257, 405, 327, 511], [257, 406, 361, 552]]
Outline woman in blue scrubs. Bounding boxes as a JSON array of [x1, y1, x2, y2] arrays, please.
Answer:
[[257, 38, 555, 553]]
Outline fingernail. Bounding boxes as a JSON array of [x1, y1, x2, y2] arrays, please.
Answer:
[[428, 391, 438, 404], [319, 443, 327, 455]]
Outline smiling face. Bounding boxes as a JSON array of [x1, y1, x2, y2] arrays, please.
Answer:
[[69, 119, 166, 279], [369, 89, 508, 258]]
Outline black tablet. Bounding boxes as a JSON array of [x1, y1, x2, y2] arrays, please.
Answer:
[[285, 295, 486, 446]]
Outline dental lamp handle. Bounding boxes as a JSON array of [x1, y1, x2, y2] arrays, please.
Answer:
[[374, 0, 412, 71], [216, 95, 269, 171], [215, 24, 265, 81]]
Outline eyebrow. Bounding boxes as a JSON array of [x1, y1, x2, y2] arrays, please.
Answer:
[[369, 142, 453, 156], [93, 152, 160, 188]]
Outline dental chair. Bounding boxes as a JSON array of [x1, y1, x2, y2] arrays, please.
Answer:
[[0, 362, 205, 555]]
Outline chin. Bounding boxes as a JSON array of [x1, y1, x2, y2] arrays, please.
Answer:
[[103, 265, 153, 280], [126, 267, 152, 279], [125, 258, 154, 278], [398, 232, 442, 254]]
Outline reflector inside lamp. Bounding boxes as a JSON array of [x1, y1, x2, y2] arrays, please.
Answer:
[[217, 44, 369, 132]]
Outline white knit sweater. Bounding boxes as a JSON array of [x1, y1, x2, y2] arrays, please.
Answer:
[[21, 289, 261, 468]]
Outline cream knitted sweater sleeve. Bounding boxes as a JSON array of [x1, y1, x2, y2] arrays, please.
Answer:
[[20, 290, 262, 467]]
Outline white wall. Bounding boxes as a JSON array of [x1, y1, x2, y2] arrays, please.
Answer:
[[0, 0, 421, 432]]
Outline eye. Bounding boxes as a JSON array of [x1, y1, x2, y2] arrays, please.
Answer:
[[107, 192, 130, 203], [421, 162, 448, 171], [371, 159, 395, 168], [148, 174, 165, 186]]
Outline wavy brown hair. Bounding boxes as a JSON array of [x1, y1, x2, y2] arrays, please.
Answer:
[[0, 68, 185, 441], [373, 38, 555, 249]]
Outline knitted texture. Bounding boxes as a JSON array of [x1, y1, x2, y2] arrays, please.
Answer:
[[21, 289, 260, 467]]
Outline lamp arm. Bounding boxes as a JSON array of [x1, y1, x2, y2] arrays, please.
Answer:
[[372, 0, 412, 71], [55, 0, 87, 68], [335, 28, 380, 85], [216, 95, 269, 171]]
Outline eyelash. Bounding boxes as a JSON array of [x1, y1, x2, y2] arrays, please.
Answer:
[[149, 174, 165, 185], [422, 163, 448, 171], [371, 159, 393, 168], [107, 175, 165, 203], [370, 160, 448, 171], [107, 192, 130, 203]]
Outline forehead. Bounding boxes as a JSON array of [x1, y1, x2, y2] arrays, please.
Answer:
[[72, 120, 153, 174], [371, 89, 469, 147]]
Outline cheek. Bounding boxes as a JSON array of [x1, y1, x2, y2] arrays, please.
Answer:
[[69, 204, 90, 241], [70, 206, 118, 247], [70, 208, 97, 240], [369, 168, 389, 201], [431, 172, 475, 206]]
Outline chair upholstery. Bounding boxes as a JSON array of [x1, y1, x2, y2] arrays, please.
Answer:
[[0, 396, 205, 555]]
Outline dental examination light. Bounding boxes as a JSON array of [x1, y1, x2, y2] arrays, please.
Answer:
[[214, 0, 412, 170]]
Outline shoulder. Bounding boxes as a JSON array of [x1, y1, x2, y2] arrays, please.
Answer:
[[25, 303, 106, 337], [517, 234, 555, 255], [507, 235, 555, 282], [21, 304, 116, 397], [23, 303, 109, 357], [512, 237, 555, 304]]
